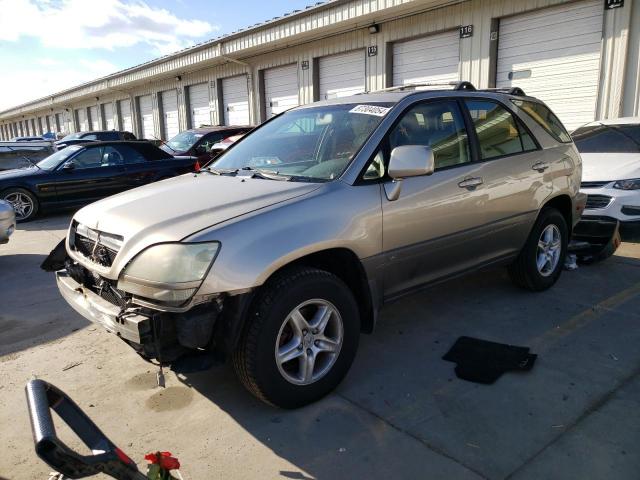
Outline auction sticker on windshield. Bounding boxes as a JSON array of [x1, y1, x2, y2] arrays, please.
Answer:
[[349, 105, 391, 116]]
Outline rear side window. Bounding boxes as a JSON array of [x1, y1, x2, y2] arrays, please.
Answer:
[[511, 99, 571, 143], [114, 144, 147, 164], [464, 100, 535, 160]]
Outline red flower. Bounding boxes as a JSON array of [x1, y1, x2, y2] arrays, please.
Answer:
[[145, 451, 181, 471]]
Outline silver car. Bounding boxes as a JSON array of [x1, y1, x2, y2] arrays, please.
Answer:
[[0, 199, 16, 244], [53, 83, 585, 407]]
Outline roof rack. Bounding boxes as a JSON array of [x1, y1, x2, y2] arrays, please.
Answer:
[[478, 87, 527, 96], [368, 81, 477, 94]]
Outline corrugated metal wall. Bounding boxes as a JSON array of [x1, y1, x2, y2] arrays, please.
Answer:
[[0, 0, 638, 137]]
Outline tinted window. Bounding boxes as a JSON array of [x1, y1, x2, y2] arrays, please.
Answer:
[[389, 100, 470, 170], [72, 147, 103, 169], [465, 100, 530, 160], [116, 144, 147, 164], [101, 146, 124, 166], [511, 99, 571, 143], [97, 131, 121, 141], [572, 124, 640, 153]]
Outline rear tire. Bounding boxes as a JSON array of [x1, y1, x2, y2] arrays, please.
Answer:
[[2, 187, 39, 222], [232, 266, 360, 408], [509, 208, 568, 291]]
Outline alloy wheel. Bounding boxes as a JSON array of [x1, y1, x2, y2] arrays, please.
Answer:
[[275, 299, 344, 386], [4, 192, 33, 221], [536, 224, 562, 277]]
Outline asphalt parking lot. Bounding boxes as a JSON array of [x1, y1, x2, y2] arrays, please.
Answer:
[[1, 214, 640, 480]]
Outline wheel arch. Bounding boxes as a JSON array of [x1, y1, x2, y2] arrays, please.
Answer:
[[541, 194, 573, 234]]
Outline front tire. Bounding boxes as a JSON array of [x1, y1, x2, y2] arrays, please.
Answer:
[[509, 208, 568, 291], [232, 267, 360, 408], [2, 187, 39, 222]]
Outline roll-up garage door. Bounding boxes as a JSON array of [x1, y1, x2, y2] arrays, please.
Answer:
[[76, 108, 88, 131], [138, 95, 154, 139], [222, 76, 250, 125], [118, 100, 133, 132], [102, 103, 115, 130], [392, 31, 460, 87], [187, 83, 210, 128], [88, 105, 99, 130], [319, 50, 365, 100], [160, 89, 179, 140], [264, 64, 299, 118], [497, 0, 603, 131]]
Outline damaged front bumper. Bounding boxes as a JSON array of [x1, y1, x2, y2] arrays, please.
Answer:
[[56, 271, 152, 345], [56, 268, 223, 363]]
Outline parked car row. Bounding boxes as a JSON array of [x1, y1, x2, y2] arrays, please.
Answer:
[[0, 126, 250, 221]]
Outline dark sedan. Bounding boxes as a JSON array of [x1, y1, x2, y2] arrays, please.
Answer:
[[159, 126, 252, 164], [0, 141, 197, 222], [55, 130, 136, 150]]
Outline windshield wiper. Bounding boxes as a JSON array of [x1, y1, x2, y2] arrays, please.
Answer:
[[4, 145, 42, 170], [236, 167, 291, 181]]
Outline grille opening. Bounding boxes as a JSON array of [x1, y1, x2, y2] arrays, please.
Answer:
[[585, 194, 613, 210]]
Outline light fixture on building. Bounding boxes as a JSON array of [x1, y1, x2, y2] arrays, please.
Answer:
[[175, 75, 182, 82], [368, 24, 380, 34]]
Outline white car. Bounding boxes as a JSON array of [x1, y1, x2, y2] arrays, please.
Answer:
[[0, 199, 16, 244], [573, 117, 640, 225]]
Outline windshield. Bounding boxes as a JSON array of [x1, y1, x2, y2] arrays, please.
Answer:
[[59, 132, 83, 141], [164, 131, 204, 152], [572, 124, 640, 153], [212, 103, 391, 181], [37, 145, 81, 170]]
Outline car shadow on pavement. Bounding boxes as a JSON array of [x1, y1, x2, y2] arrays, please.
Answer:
[[0, 253, 87, 356], [171, 256, 640, 480]]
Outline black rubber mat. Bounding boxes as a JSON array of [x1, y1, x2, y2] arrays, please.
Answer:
[[443, 336, 537, 384]]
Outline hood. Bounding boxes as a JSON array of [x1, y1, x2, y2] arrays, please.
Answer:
[[580, 153, 640, 181], [0, 166, 41, 179], [73, 173, 322, 266]]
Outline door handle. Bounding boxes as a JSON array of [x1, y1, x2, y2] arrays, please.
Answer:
[[458, 177, 484, 189], [532, 161, 549, 172]]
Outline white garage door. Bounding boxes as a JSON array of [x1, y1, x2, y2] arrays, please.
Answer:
[[319, 50, 365, 100], [88, 105, 99, 130], [76, 108, 88, 131], [118, 100, 133, 132], [222, 75, 250, 125], [138, 95, 154, 139], [187, 83, 210, 128], [393, 31, 460, 87], [102, 103, 115, 130], [264, 64, 299, 118], [161, 89, 179, 140], [497, 0, 603, 131]]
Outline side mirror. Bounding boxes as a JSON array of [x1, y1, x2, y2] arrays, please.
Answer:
[[385, 146, 435, 201], [388, 145, 435, 179], [62, 161, 76, 172]]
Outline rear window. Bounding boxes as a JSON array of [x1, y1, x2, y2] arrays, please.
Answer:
[[572, 124, 640, 153], [511, 99, 571, 143]]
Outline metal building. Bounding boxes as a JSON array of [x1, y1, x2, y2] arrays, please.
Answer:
[[0, 0, 638, 140]]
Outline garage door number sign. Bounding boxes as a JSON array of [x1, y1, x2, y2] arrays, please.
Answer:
[[605, 0, 623, 8], [460, 25, 473, 38]]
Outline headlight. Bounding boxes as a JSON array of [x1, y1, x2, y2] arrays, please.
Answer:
[[613, 179, 640, 190], [118, 242, 220, 306]]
